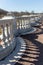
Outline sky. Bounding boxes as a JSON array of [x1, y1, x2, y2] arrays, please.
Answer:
[[0, 0, 43, 13]]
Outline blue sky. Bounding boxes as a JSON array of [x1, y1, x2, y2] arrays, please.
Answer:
[[0, 0, 43, 12]]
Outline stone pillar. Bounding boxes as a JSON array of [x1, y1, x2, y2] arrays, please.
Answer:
[[26, 19, 28, 28], [19, 19, 20, 29], [20, 19, 22, 29], [22, 19, 24, 29], [19, 19, 21, 29], [25, 18, 27, 29], [16, 19, 19, 29], [1, 25, 5, 42], [21, 19, 22, 29], [27, 18, 28, 27], [17, 19, 20, 30], [6, 24, 10, 42], [10, 24, 13, 41], [23, 19, 24, 28], [28, 17, 31, 29]]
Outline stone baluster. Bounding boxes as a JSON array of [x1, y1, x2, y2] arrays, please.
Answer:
[[19, 19, 21, 29], [21, 19, 22, 29], [23, 19, 24, 29], [26, 18, 27, 28], [6, 24, 10, 42], [17, 19, 19, 29], [1, 25, 5, 42], [20, 19, 22, 29], [16, 19, 18, 29], [28, 17, 31, 27], [22, 19, 23, 28], [10, 24, 13, 41], [24, 19, 27, 29], [18, 19, 19, 29], [19, 19, 20, 29]]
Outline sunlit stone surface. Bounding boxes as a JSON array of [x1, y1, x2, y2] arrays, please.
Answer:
[[29, 15, 41, 26], [0, 16, 16, 60], [16, 15, 36, 35]]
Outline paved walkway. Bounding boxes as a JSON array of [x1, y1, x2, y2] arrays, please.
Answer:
[[15, 24, 43, 65], [0, 23, 43, 65], [0, 37, 26, 65]]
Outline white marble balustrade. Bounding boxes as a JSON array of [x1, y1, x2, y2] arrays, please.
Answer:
[[0, 16, 16, 60], [0, 16, 16, 46], [16, 16, 31, 34]]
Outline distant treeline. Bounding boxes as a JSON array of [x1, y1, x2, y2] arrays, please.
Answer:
[[0, 8, 42, 18]]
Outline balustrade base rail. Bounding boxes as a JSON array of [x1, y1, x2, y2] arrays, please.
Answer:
[[0, 38, 16, 60]]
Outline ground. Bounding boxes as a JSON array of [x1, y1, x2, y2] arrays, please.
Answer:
[[15, 22, 43, 65]]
